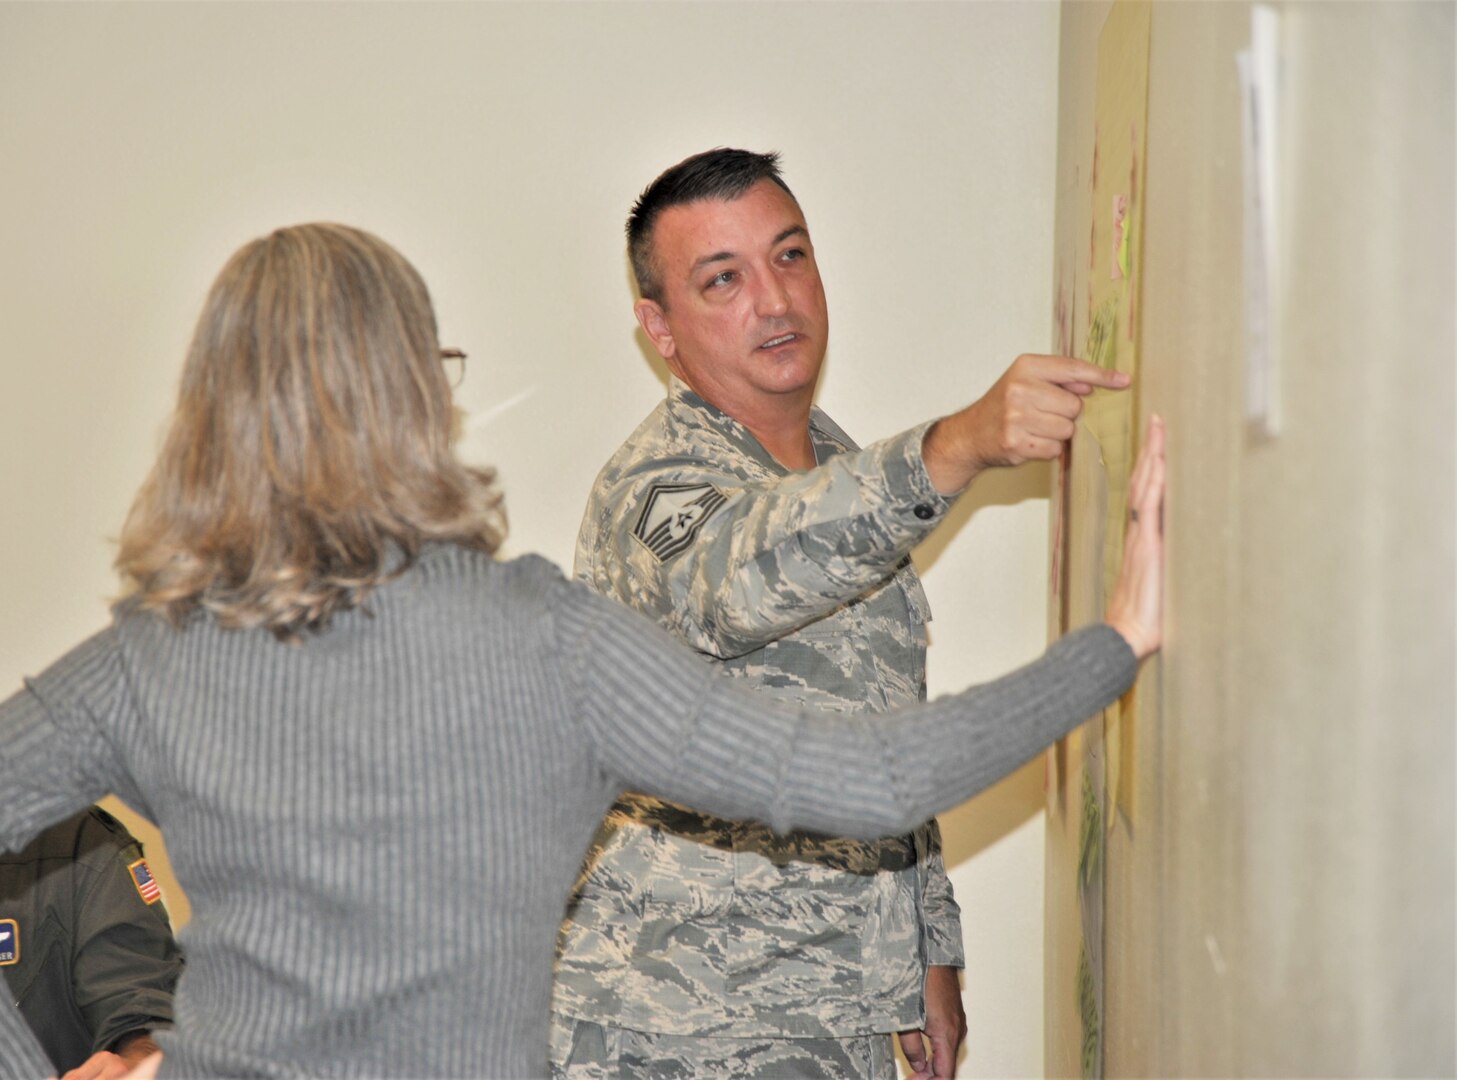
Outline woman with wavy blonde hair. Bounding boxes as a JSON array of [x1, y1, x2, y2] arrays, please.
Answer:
[[0, 224, 1163, 1077], [117, 223, 505, 639]]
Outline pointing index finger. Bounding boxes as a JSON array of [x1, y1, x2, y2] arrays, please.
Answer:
[[1027, 354, 1131, 390]]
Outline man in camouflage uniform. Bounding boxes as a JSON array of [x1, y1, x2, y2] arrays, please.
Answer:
[[551, 149, 1129, 1078]]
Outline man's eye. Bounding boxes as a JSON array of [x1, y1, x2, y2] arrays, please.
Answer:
[[780, 248, 805, 262], [707, 271, 736, 288]]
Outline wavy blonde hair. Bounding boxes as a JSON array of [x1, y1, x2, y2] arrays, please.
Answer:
[[117, 223, 505, 639]]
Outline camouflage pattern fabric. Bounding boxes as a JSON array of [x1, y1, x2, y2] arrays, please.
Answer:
[[552, 378, 963, 1041], [550, 1014, 897, 1079]]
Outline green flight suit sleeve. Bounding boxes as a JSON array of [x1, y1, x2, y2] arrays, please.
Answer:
[[70, 812, 182, 1056]]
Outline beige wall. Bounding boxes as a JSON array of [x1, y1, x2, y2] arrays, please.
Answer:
[[0, 3, 1062, 1075], [1049, 2, 1455, 1076]]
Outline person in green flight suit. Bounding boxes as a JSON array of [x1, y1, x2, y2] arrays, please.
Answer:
[[1, 807, 182, 1079]]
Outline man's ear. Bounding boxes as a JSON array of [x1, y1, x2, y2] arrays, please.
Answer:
[[634, 298, 677, 365]]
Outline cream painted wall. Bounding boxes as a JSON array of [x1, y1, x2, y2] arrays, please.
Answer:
[[0, 3, 1061, 1075], [1048, 2, 1455, 1076]]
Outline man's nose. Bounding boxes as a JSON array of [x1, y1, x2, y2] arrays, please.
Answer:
[[754, 272, 791, 318]]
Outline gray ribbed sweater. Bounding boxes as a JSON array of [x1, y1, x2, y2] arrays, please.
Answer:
[[0, 547, 1134, 1077]]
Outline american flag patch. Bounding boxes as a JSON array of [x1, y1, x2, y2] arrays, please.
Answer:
[[631, 482, 727, 561], [128, 859, 162, 905]]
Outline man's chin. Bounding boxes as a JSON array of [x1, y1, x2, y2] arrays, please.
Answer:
[[753, 366, 820, 399], [753, 347, 822, 386]]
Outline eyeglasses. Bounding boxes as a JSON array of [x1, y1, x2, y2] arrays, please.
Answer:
[[441, 348, 467, 388]]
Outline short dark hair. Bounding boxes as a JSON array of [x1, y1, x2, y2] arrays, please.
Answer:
[[627, 148, 796, 304]]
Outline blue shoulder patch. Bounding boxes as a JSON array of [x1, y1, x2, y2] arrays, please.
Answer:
[[0, 918, 17, 965]]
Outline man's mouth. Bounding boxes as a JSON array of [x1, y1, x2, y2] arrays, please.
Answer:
[[759, 333, 798, 350]]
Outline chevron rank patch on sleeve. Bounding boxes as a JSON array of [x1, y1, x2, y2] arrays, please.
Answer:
[[631, 481, 727, 561]]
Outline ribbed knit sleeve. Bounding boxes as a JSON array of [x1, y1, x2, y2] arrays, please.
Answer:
[[778, 624, 1137, 834], [0, 628, 135, 855], [0, 999, 53, 1079], [552, 578, 1137, 839], [0, 550, 1136, 1075], [0, 631, 150, 1073]]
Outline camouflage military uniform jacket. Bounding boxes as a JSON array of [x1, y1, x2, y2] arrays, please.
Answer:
[[553, 378, 964, 1037]]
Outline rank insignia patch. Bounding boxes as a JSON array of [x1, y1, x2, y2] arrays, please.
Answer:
[[128, 858, 162, 905], [632, 482, 727, 561], [0, 919, 17, 965]]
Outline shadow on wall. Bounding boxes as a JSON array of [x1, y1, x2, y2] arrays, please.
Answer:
[[915, 459, 1051, 577], [938, 758, 1045, 867], [916, 461, 1053, 869]]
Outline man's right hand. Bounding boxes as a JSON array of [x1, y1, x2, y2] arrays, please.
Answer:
[[921, 354, 1130, 495], [59, 1052, 133, 1080], [62, 1033, 164, 1080], [118, 1053, 162, 1080]]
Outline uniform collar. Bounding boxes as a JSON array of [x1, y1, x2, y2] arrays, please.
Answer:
[[665, 377, 859, 475]]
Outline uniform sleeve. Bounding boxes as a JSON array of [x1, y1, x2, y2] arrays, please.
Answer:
[[0, 628, 140, 857], [587, 422, 952, 659], [550, 579, 1138, 839], [914, 820, 965, 968], [71, 822, 181, 1056], [0, 999, 53, 1080]]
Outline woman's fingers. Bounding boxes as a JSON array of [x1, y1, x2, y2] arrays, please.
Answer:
[[1107, 414, 1166, 659]]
